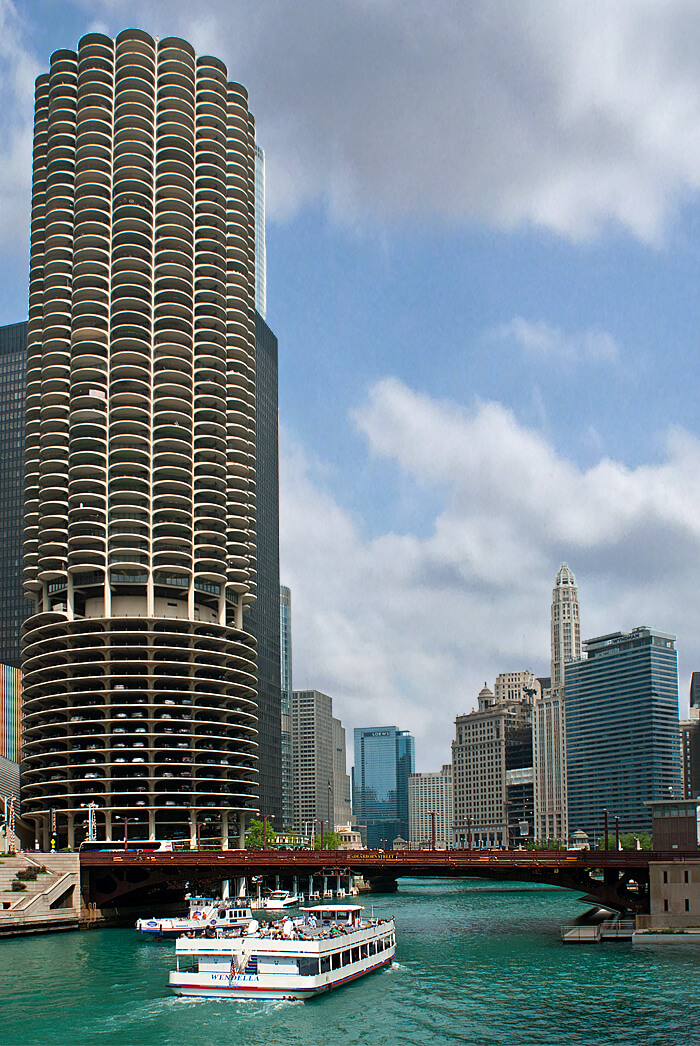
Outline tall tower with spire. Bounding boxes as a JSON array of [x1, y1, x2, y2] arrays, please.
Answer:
[[550, 563, 581, 693]]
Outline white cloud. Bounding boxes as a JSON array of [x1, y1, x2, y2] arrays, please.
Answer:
[[490, 317, 620, 365], [0, 0, 40, 256], [71, 0, 700, 241], [281, 378, 700, 770]]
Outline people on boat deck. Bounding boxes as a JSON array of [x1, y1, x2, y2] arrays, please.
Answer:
[[245, 918, 259, 935]]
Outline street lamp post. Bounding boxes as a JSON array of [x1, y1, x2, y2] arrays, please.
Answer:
[[196, 818, 213, 848], [80, 801, 99, 842], [615, 815, 620, 851], [603, 808, 609, 851], [114, 815, 138, 850]]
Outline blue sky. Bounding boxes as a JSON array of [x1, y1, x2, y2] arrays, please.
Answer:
[[3, 0, 700, 769]]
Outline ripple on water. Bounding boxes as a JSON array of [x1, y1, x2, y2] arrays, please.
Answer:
[[3, 884, 700, 1046]]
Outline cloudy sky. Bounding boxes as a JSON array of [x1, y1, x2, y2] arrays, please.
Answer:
[[2, 0, 700, 770]]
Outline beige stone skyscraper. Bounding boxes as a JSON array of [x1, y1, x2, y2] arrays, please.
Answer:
[[21, 29, 259, 848], [550, 563, 581, 691], [533, 563, 581, 844]]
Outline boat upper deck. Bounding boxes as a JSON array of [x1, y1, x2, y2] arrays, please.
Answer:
[[175, 914, 395, 955]]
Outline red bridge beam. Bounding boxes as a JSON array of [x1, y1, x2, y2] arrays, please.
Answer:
[[79, 848, 693, 875]]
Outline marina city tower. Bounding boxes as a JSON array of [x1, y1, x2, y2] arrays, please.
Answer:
[[21, 30, 259, 848]]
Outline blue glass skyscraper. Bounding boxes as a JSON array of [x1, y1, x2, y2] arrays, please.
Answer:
[[352, 726, 415, 848], [565, 626, 681, 840]]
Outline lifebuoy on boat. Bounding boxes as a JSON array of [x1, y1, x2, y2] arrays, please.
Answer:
[[192, 912, 202, 919]]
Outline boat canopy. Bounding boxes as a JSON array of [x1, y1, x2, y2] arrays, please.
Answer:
[[301, 904, 365, 913]]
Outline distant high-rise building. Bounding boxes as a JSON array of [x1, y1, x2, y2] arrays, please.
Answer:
[[532, 564, 581, 845], [452, 685, 532, 849], [550, 564, 581, 693], [565, 627, 682, 840], [245, 312, 281, 824], [689, 672, 700, 722], [408, 765, 453, 848], [280, 585, 293, 830], [21, 30, 259, 849], [0, 322, 28, 668], [0, 664, 21, 763], [494, 670, 541, 704], [352, 726, 415, 848], [291, 689, 334, 835], [332, 717, 352, 827], [532, 691, 568, 843], [680, 719, 700, 799]]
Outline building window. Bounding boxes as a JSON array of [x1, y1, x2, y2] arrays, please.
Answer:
[[685, 899, 690, 912], [664, 899, 669, 912]]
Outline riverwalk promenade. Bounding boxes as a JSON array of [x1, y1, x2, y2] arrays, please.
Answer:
[[0, 852, 80, 937]]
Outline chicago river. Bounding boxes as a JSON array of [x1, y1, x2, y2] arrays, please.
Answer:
[[3, 880, 699, 1046]]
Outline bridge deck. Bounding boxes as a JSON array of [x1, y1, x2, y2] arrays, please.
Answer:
[[79, 847, 693, 876]]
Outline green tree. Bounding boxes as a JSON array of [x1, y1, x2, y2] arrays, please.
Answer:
[[245, 818, 277, 850], [314, 830, 341, 850]]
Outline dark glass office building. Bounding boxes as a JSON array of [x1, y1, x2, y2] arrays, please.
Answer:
[[565, 626, 681, 840], [352, 725, 415, 848], [279, 585, 293, 829], [0, 322, 28, 668], [244, 312, 282, 824]]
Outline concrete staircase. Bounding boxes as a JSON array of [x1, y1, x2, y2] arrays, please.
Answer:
[[0, 853, 80, 936]]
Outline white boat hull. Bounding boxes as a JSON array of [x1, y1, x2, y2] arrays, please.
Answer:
[[169, 951, 394, 999]]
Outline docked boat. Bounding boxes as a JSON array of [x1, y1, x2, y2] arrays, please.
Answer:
[[169, 903, 396, 1000], [136, 897, 253, 939], [259, 889, 300, 910]]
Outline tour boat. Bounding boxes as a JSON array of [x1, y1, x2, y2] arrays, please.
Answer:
[[136, 897, 253, 938], [260, 889, 300, 910], [169, 904, 396, 999]]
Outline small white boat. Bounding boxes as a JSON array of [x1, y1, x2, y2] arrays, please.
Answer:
[[136, 896, 253, 939], [169, 903, 396, 1000], [260, 889, 300, 910]]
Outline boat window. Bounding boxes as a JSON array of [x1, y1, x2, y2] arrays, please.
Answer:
[[351, 948, 360, 963], [178, 954, 199, 972], [342, 950, 352, 966], [331, 952, 342, 970], [298, 957, 319, 977], [218, 910, 226, 918], [320, 956, 331, 973], [369, 941, 376, 955]]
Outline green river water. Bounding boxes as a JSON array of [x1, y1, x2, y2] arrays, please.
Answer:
[[2, 879, 699, 1046]]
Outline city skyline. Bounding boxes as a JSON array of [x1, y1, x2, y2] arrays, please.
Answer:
[[4, 4, 700, 770]]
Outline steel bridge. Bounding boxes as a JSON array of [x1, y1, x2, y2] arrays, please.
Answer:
[[79, 848, 695, 915]]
